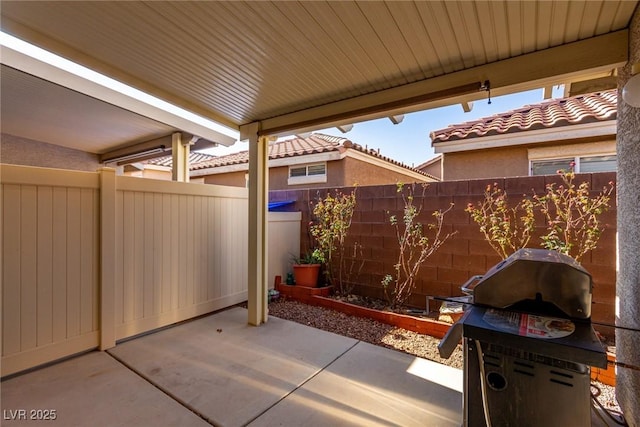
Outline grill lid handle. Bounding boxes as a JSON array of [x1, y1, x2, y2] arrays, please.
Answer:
[[461, 275, 483, 295], [438, 311, 470, 359]]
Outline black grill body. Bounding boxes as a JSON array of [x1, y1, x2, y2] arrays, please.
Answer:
[[438, 249, 607, 427], [461, 306, 605, 426]]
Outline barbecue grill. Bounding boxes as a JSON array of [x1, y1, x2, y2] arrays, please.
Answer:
[[438, 248, 607, 427]]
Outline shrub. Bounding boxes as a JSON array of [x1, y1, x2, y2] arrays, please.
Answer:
[[382, 183, 456, 310], [465, 183, 535, 259], [309, 188, 361, 295], [466, 168, 614, 262], [533, 169, 614, 262]]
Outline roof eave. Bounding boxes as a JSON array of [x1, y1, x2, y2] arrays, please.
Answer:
[[433, 120, 616, 154]]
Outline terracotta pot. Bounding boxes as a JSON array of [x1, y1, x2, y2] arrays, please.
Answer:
[[292, 264, 321, 287]]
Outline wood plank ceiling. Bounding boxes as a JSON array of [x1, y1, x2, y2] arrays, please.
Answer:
[[1, 1, 637, 149]]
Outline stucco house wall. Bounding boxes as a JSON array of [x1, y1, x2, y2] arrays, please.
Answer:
[[341, 157, 426, 186], [442, 145, 529, 180], [1, 133, 100, 171], [418, 157, 442, 180], [203, 170, 247, 187], [616, 5, 640, 423], [124, 166, 172, 180]]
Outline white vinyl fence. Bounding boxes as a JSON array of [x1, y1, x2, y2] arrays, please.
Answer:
[[1, 165, 248, 376], [114, 176, 248, 340]]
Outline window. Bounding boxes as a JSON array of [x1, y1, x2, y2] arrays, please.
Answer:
[[531, 155, 617, 176], [288, 163, 327, 185], [531, 158, 573, 176], [580, 155, 617, 173], [307, 164, 326, 176], [289, 167, 307, 178]]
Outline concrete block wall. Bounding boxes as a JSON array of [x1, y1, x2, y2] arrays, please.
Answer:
[[270, 172, 617, 326]]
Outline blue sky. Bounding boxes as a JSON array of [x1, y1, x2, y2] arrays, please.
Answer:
[[208, 86, 565, 166]]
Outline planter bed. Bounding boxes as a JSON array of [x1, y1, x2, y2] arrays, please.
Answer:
[[309, 295, 452, 339], [274, 276, 332, 304], [274, 276, 451, 339]]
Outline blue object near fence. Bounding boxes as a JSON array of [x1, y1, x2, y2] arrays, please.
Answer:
[[268, 201, 296, 212]]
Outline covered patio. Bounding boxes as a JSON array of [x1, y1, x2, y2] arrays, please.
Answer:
[[2, 1, 639, 425]]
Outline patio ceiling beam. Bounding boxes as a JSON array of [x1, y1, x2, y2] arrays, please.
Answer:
[[257, 30, 628, 138], [568, 75, 618, 96]]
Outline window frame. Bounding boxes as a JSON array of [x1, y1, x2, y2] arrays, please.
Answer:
[[287, 162, 327, 185], [529, 154, 617, 176]]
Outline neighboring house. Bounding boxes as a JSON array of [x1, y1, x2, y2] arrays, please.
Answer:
[[428, 90, 617, 180], [416, 154, 442, 180], [124, 152, 217, 181], [190, 133, 436, 189]]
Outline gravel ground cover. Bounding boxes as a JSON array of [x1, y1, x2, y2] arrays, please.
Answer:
[[268, 299, 622, 417]]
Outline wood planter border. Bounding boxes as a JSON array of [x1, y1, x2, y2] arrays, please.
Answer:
[[309, 295, 452, 339], [590, 352, 616, 386], [274, 277, 332, 304], [273, 276, 451, 339]]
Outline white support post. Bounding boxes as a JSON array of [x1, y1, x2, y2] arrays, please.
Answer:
[[99, 167, 116, 350], [244, 122, 269, 326], [183, 142, 191, 183], [172, 132, 190, 182]]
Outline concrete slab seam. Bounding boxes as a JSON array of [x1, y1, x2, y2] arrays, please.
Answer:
[[242, 340, 362, 426], [105, 350, 217, 427]]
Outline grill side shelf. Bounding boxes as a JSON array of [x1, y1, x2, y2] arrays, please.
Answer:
[[461, 307, 607, 368]]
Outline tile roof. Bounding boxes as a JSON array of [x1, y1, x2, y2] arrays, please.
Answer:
[[189, 133, 433, 177], [190, 134, 343, 170], [430, 90, 617, 144], [146, 151, 217, 167]]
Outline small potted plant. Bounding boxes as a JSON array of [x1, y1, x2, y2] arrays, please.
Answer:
[[291, 250, 322, 287]]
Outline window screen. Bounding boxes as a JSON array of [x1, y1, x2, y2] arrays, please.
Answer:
[[307, 164, 326, 176], [531, 158, 573, 176], [580, 155, 617, 173], [289, 166, 307, 178]]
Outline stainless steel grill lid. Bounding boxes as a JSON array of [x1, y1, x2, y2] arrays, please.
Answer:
[[465, 248, 592, 319]]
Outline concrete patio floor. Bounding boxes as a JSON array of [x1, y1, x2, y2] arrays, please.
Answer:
[[1, 307, 463, 427]]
